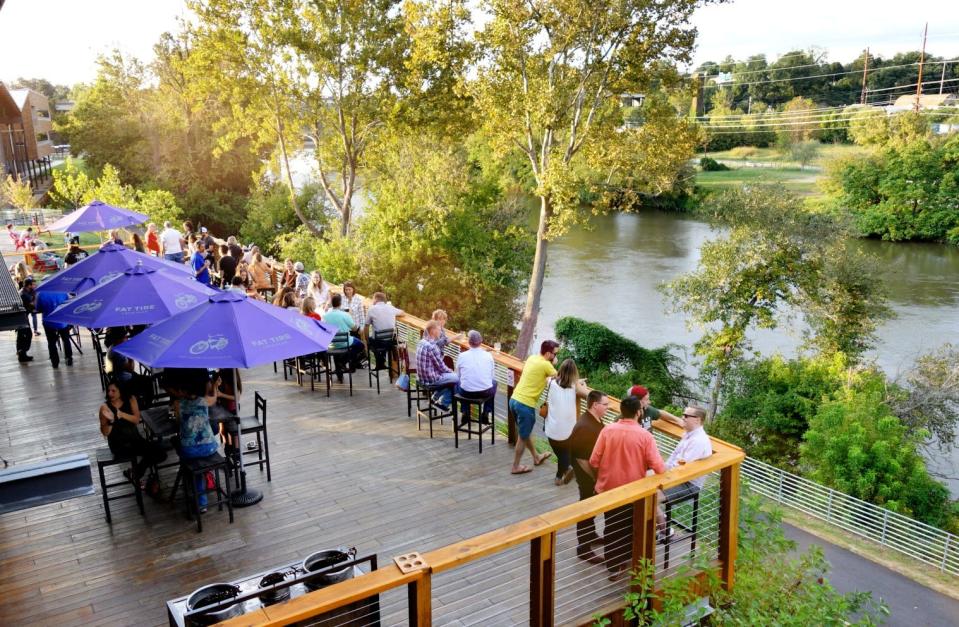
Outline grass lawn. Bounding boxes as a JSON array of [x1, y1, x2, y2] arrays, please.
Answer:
[[52, 156, 86, 171], [706, 143, 868, 168], [695, 167, 820, 196]]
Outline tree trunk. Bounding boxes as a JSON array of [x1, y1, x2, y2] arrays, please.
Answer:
[[707, 359, 727, 422], [276, 118, 322, 238], [514, 194, 552, 359], [340, 203, 351, 237]]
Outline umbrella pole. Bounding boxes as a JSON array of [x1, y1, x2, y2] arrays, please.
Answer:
[[230, 367, 263, 507]]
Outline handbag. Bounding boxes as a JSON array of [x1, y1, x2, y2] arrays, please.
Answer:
[[396, 373, 410, 392], [538, 402, 549, 418]]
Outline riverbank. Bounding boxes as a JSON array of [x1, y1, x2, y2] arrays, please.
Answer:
[[532, 210, 959, 495]]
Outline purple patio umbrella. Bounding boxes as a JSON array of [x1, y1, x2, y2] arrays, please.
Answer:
[[113, 290, 337, 369], [45, 263, 216, 328], [37, 242, 190, 295], [114, 290, 336, 506], [47, 200, 150, 233]]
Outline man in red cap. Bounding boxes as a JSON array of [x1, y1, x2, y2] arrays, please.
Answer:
[[627, 384, 682, 431]]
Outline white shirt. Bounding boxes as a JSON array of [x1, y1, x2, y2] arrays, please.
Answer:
[[307, 282, 330, 309], [456, 347, 494, 392], [367, 301, 403, 332], [544, 380, 578, 441], [666, 426, 712, 488], [160, 228, 182, 254]]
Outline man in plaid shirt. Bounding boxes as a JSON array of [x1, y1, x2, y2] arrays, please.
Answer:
[[416, 320, 459, 408]]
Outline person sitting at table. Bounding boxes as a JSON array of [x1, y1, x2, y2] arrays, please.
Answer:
[[162, 368, 219, 512], [340, 280, 365, 335], [323, 293, 364, 380], [205, 371, 239, 452], [301, 296, 322, 320], [366, 292, 402, 371], [306, 270, 329, 309], [426, 309, 462, 350], [455, 330, 497, 423], [105, 328, 154, 407], [416, 320, 459, 409], [98, 381, 167, 485], [655, 406, 712, 543], [280, 259, 297, 291], [272, 286, 295, 308]]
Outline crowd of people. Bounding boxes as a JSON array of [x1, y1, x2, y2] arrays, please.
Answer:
[[8, 217, 715, 566]]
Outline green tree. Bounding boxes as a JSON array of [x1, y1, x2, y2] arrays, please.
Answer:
[[789, 139, 820, 170], [824, 133, 959, 243], [663, 186, 890, 414], [48, 157, 94, 209], [189, 0, 410, 237], [470, 0, 705, 356], [0, 175, 36, 211], [801, 381, 954, 528]]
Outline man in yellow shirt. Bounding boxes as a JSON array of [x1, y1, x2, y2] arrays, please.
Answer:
[[508, 340, 559, 474]]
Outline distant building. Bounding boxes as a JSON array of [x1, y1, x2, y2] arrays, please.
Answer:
[[0, 83, 54, 192], [890, 93, 958, 111]]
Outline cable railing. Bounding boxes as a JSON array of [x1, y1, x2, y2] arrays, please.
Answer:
[[215, 442, 744, 626], [740, 456, 958, 576]]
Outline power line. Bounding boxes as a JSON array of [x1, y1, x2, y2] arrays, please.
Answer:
[[866, 76, 959, 93], [701, 62, 926, 89], [702, 111, 947, 131]]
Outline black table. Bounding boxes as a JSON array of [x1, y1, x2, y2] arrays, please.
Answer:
[[141, 405, 177, 440]]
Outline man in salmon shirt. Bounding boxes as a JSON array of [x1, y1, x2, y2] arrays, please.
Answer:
[[589, 395, 665, 580]]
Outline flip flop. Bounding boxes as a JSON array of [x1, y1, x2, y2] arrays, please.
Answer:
[[534, 452, 552, 466], [511, 465, 532, 475]]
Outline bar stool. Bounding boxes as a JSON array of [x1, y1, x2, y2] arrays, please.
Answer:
[[662, 488, 700, 569], [367, 329, 398, 394], [453, 392, 495, 453], [172, 453, 234, 533], [95, 447, 144, 524], [417, 381, 456, 438]]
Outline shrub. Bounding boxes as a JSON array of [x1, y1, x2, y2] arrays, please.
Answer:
[[699, 156, 730, 171], [728, 146, 759, 160], [553, 317, 688, 404]]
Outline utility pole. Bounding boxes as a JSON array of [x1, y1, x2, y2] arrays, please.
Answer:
[[915, 23, 928, 112], [860, 48, 870, 105], [940, 60, 949, 94]]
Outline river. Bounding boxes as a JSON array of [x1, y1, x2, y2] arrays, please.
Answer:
[[534, 211, 959, 495]]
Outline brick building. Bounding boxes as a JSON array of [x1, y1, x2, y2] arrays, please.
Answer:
[[0, 83, 54, 191]]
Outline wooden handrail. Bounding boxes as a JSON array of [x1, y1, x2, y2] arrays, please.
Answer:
[[217, 448, 744, 627]]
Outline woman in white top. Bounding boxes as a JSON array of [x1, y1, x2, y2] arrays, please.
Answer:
[[545, 358, 590, 486], [340, 280, 366, 338], [306, 271, 331, 310]]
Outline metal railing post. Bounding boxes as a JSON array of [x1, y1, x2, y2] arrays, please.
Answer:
[[941, 536, 952, 572], [880, 509, 889, 546], [825, 491, 834, 523], [777, 468, 784, 504]]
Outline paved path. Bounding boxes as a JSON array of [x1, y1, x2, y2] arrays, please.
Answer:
[[785, 524, 959, 626]]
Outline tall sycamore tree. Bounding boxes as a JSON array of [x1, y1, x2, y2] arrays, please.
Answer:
[[189, 0, 407, 236], [470, 0, 709, 356]]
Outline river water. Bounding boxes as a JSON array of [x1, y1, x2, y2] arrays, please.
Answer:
[[534, 211, 959, 495]]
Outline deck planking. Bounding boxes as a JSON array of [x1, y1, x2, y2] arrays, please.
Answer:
[[0, 331, 635, 626]]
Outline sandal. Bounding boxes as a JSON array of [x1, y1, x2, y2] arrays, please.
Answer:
[[534, 452, 552, 466], [511, 465, 532, 475]]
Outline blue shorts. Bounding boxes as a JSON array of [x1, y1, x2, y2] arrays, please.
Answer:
[[509, 398, 537, 440]]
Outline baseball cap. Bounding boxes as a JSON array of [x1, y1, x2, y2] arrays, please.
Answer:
[[294, 262, 305, 272], [200, 226, 208, 233]]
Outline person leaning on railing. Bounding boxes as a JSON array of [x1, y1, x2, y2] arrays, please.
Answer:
[[655, 406, 712, 543], [627, 384, 681, 431], [567, 390, 610, 564], [508, 340, 559, 475], [544, 358, 589, 486], [589, 395, 665, 581]]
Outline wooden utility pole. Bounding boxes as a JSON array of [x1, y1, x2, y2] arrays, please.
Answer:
[[915, 23, 928, 111], [860, 48, 870, 104]]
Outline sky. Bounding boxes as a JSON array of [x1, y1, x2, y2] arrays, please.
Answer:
[[0, 0, 957, 86]]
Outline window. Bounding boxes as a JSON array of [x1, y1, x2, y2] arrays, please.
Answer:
[[36, 132, 49, 143]]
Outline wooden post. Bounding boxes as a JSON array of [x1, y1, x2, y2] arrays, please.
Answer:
[[631, 495, 657, 576], [530, 531, 556, 627], [718, 462, 741, 591], [407, 572, 432, 627]]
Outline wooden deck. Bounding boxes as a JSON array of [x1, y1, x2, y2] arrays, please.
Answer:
[[0, 332, 614, 626]]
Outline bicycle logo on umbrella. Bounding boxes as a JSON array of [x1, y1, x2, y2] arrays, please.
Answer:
[[189, 334, 229, 355], [174, 293, 198, 310], [97, 271, 123, 285], [73, 300, 104, 314]]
